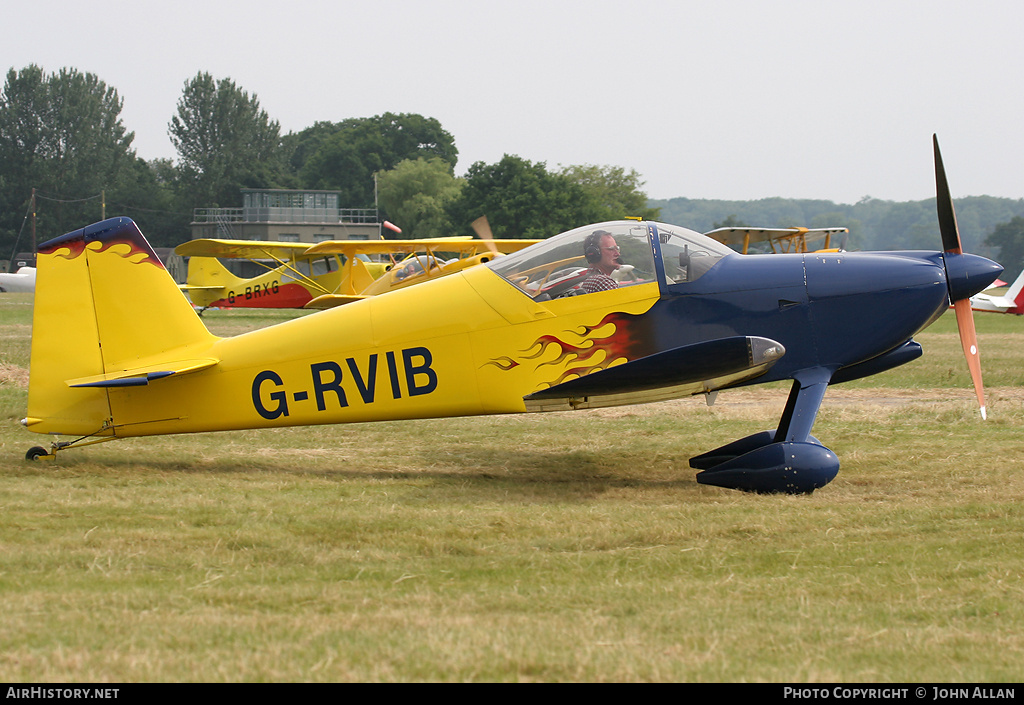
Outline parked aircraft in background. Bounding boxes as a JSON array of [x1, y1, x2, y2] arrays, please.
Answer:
[[0, 266, 36, 293], [970, 269, 1024, 315], [176, 235, 539, 310], [22, 137, 1000, 495], [176, 239, 382, 310], [299, 235, 542, 309], [705, 227, 848, 254]]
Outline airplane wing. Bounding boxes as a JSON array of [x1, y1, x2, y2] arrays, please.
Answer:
[[304, 238, 543, 257], [523, 336, 784, 411], [175, 239, 315, 260], [704, 227, 847, 254], [176, 237, 544, 261], [303, 294, 370, 309]]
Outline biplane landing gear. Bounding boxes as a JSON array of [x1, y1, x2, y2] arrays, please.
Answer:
[[23, 434, 118, 462], [25, 446, 53, 461]]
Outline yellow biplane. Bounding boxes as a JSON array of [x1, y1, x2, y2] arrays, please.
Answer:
[[704, 227, 848, 254], [19, 138, 1002, 494], [176, 232, 540, 310], [175, 239, 382, 309], [300, 235, 542, 309]]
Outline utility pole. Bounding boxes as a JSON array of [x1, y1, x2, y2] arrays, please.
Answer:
[[30, 188, 36, 256]]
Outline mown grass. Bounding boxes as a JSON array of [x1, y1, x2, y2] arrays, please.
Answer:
[[1, 293, 1023, 682]]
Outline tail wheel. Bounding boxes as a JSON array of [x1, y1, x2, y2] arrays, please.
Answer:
[[25, 446, 50, 461]]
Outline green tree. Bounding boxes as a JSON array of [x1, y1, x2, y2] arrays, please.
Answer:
[[296, 121, 386, 208], [985, 215, 1024, 281], [104, 157, 187, 248], [0, 64, 137, 254], [557, 164, 660, 221], [377, 158, 464, 238], [169, 72, 285, 209], [712, 214, 745, 229], [445, 155, 603, 239], [286, 113, 458, 208]]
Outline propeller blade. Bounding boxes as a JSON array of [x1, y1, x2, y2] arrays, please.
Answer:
[[933, 134, 962, 254], [471, 216, 499, 256], [934, 135, 988, 420], [953, 298, 987, 420]]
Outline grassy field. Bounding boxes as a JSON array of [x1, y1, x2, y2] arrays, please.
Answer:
[[1, 293, 1023, 682]]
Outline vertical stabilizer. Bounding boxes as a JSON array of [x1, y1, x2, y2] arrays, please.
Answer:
[[184, 256, 245, 307], [26, 217, 216, 435], [1007, 269, 1024, 311], [348, 256, 379, 295]]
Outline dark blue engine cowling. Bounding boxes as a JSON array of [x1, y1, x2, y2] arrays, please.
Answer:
[[654, 250, 953, 384], [650, 240, 1000, 494]]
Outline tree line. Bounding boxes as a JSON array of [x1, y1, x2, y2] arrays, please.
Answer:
[[653, 194, 1024, 279], [3, 64, 1022, 278], [0, 65, 656, 259]]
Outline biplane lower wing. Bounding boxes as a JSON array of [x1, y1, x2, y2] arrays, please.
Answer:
[[304, 294, 370, 309]]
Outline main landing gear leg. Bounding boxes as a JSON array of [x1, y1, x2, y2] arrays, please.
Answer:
[[690, 368, 840, 494]]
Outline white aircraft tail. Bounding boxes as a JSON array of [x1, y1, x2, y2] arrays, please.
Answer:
[[1005, 269, 1024, 308], [980, 268, 1024, 313]]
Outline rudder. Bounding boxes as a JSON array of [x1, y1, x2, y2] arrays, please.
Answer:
[[26, 217, 216, 435]]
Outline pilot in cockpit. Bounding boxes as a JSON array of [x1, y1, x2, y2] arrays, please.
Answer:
[[580, 230, 624, 293]]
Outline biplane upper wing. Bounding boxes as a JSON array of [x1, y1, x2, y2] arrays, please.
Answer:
[[304, 237, 542, 257], [175, 239, 316, 261], [175, 237, 545, 260], [704, 227, 848, 254]]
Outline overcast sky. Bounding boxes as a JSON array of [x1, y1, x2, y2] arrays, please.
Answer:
[[5, 0, 1024, 205]]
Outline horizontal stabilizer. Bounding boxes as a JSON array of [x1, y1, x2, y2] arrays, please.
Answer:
[[67, 358, 219, 388], [524, 336, 784, 411], [179, 283, 226, 291]]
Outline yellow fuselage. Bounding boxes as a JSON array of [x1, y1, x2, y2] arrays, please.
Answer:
[[120, 270, 656, 436], [31, 260, 658, 438]]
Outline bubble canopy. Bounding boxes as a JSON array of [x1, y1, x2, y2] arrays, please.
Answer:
[[485, 221, 734, 300]]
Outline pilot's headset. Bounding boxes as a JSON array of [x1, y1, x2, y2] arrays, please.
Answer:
[[584, 230, 613, 264]]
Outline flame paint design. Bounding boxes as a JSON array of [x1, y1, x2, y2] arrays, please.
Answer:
[[486, 311, 654, 388], [39, 237, 88, 261], [38, 221, 164, 269], [485, 357, 520, 371]]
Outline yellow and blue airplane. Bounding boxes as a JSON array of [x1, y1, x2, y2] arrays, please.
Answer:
[[21, 137, 1002, 493], [176, 233, 541, 310]]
